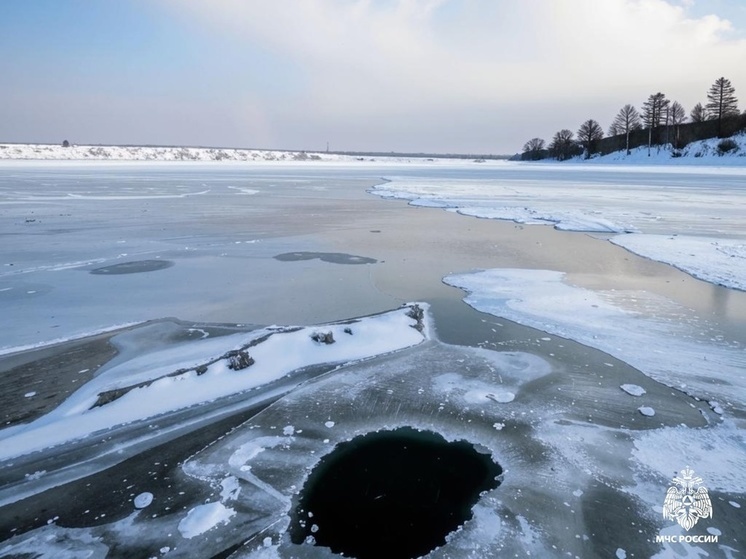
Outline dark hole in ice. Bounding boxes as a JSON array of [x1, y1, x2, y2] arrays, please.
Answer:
[[289, 426, 502, 559], [274, 251, 377, 265], [90, 260, 174, 275]]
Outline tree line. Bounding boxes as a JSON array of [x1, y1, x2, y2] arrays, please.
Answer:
[[521, 77, 743, 161]]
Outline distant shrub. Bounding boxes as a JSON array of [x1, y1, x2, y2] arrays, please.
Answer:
[[717, 138, 738, 155], [62, 139, 70, 148]]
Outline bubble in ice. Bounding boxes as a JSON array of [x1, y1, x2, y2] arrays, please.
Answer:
[[134, 492, 154, 509]]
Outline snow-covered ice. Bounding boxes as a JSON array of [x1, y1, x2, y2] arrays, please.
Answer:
[[444, 268, 746, 407], [178, 502, 236, 539], [371, 162, 746, 291]]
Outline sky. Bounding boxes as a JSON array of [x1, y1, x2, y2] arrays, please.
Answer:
[[1, 0, 745, 154]]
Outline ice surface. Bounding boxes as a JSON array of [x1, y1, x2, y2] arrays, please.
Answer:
[[445, 268, 746, 408], [178, 502, 236, 539], [0, 306, 426, 460], [611, 234, 746, 291], [371, 163, 746, 291]]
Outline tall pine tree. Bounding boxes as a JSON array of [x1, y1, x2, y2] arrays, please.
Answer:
[[706, 77, 739, 137]]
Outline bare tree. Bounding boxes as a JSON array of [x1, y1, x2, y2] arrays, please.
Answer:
[[522, 138, 546, 160], [549, 129, 577, 161], [669, 101, 687, 149], [577, 119, 604, 158], [690, 102, 708, 123], [611, 104, 641, 155], [706, 77, 739, 137]]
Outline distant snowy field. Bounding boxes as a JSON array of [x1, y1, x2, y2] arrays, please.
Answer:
[[0, 143, 338, 162]]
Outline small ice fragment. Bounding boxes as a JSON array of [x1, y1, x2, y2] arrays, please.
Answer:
[[24, 392, 36, 398], [616, 549, 626, 559], [283, 425, 295, 436], [492, 422, 505, 431], [311, 524, 319, 533], [324, 421, 335, 428], [160, 547, 170, 554], [708, 401, 724, 415], [638, 406, 655, 417], [263, 537, 273, 547], [134, 492, 154, 509], [541, 337, 551, 341], [620, 384, 646, 397], [729, 501, 741, 508], [706, 527, 721, 536], [572, 490, 583, 497]]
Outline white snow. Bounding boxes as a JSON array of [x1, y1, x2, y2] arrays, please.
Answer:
[[177, 502, 235, 539], [0, 143, 331, 162], [371, 163, 746, 292], [616, 548, 627, 559], [580, 132, 746, 166], [611, 234, 746, 291], [637, 406, 656, 417], [444, 268, 746, 406], [620, 384, 646, 397], [632, 420, 746, 494], [0, 305, 427, 461]]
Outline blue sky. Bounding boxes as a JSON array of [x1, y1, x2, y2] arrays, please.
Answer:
[[1, 0, 745, 153]]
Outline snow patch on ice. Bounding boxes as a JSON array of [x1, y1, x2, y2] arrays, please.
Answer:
[[178, 502, 236, 539], [632, 421, 746, 494], [611, 234, 745, 292], [444, 268, 746, 407], [220, 476, 241, 502], [0, 306, 427, 461], [637, 406, 656, 417]]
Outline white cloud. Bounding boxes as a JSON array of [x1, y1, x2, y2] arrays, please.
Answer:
[[166, 0, 746, 151]]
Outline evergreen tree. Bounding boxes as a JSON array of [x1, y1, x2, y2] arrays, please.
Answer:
[[576, 119, 604, 158], [611, 104, 641, 155], [706, 77, 739, 137], [641, 92, 669, 151], [641, 92, 669, 129]]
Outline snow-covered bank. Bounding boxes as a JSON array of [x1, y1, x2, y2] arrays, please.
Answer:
[[581, 132, 746, 166], [0, 305, 428, 461]]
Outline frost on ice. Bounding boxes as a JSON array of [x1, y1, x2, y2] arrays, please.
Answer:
[[178, 502, 236, 539]]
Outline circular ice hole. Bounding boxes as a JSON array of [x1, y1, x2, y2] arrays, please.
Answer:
[[90, 260, 174, 275], [289, 426, 502, 559]]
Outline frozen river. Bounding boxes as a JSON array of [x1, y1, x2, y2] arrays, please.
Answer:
[[0, 160, 744, 558]]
